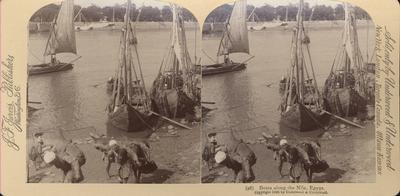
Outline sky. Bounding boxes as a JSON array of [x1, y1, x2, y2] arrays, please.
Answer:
[[73, 0, 342, 8], [248, 0, 341, 7], [75, 0, 169, 8]]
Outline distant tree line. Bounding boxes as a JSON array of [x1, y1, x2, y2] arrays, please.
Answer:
[[29, 3, 197, 22], [206, 3, 371, 23]]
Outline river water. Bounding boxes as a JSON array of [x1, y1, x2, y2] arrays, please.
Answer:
[[27, 28, 200, 139], [201, 24, 375, 142]]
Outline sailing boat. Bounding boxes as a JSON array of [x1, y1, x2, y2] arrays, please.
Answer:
[[107, 0, 154, 132], [28, 0, 79, 76], [280, 6, 289, 26], [202, 0, 252, 76], [150, 4, 199, 119], [279, 0, 328, 132], [247, 7, 265, 31], [323, 3, 367, 117]]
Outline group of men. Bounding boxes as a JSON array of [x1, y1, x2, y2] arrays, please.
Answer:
[[29, 132, 155, 183], [203, 132, 327, 183]]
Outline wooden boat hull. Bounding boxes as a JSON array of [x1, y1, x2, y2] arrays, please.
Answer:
[[28, 63, 73, 75], [107, 104, 155, 132], [324, 87, 366, 118], [280, 103, 328, 132], [151, 89, 196, 119], [202, 62, 246, 76]]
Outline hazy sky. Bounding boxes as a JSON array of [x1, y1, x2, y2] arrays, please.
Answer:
[[73, 0, 342, 8], [249, 0, 341, 7], [75, 0, 169, 8]]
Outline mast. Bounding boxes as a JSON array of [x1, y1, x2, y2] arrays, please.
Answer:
[[124, 2, 131, 102], [285, 6, 288, 22], [294, 0, 304, 102], [112, 6, 115, 22], [194, 23, 197, 65]]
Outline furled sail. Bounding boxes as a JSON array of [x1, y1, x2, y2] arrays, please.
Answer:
[[171, 4, 193, 75], [45, 0, 77, 55], [217, 0, 249, 56], [343, 3, 362, 69]]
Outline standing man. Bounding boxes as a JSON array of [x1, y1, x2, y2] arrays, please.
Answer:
[[43, 142, 86, 183], [202, 132, 219, 170], [214, 132, 257, 183]]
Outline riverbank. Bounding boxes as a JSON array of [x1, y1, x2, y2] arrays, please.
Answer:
[[201, 120, 376, 183], [28, 21, 199, 33], [27, 123, 201, 183]]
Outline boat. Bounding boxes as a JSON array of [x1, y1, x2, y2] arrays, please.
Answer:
[[202, 0, 253, 76], [279, 0, 328, 132], [323, 3, 368, 118], [107, 0, 155, 132], [280, 6, 289, 27], [247, 8, 267, 31], [247, 7, 288, 31], [28, 0, 79, 76], [150, 4, 200, 119]]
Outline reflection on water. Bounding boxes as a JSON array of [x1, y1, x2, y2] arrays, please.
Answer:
[[202, 26, 375, 141], [28, 29, 199, 139]]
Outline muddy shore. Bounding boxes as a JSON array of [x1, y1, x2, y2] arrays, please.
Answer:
[[201, 120, 376, 183], [28, 123, 201, 183]]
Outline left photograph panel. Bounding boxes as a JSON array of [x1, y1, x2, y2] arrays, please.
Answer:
[[27, 0, 201, 183]]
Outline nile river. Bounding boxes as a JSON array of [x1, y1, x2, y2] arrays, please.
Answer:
[[201, 24, 375, 141], [27, 28, 200, 139]]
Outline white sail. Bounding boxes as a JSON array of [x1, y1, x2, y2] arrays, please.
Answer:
[[171, 5, 192, 73], [343, 3, 362, 69], [217, 0, 249, 56], [171, 4, 196, 98], [45, 0, 77, 55]]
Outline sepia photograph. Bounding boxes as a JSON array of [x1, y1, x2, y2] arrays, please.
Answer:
[[201, 0, 376, 183], [26, 0, 201, 183], [1, 0, 400, 195]]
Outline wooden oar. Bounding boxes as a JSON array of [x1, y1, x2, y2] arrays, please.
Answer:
[[322, 110, 364, 129], [91, 81, 106, 88], [150, 111, 192, 130], [201, 101, 216, 104], [266, 82, 275, 87], [68, 55, 82, 64], [241, 55, 255, 64], [28, 101, 42, 104]]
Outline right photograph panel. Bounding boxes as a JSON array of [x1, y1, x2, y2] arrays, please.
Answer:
[[201, 0, 376, 183]]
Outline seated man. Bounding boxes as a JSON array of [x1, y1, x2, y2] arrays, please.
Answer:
[[43, 142, 86, 183]]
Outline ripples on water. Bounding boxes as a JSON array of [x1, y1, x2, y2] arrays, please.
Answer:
[[28, 29, 199, 139], [27, 26, 374, 142], [201, 27, 375, 141]]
